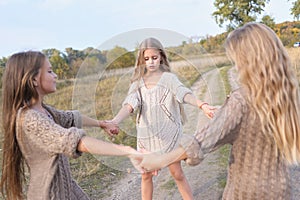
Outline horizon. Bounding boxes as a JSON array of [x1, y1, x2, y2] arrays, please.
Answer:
[[0, 0, 295, 58]]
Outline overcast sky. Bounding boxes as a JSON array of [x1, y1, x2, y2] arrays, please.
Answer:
[[0, 0, 295, 57]]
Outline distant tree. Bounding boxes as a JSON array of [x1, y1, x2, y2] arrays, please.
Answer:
[[290, 0, 300, 20], [0, 56, 8, 67], [261, 15, 276, 29], [48, 51, 70, 79], [42, 48, 61, 58], [106, 46, 135, 69], [213, 0, 270, 31]]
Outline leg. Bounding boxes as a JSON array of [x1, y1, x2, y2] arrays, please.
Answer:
[[141, 172, 153, 200], [168, 161, 193, 200]]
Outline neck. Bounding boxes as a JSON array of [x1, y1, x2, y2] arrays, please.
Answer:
[[31, 97, 43, 110], [145, 70, 163, 77]]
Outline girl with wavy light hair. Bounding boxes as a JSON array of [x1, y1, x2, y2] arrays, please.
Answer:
[[139, 23, 300, 199], [225, 22, 300, 165]]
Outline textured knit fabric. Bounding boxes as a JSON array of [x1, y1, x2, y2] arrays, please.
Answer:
[[123, 72, 192, 153], [180, 88, 291, 200], [16, 105, 89, 200]]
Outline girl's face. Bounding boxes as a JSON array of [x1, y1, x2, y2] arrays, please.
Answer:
[[34, 58, 57, 96], [143, 48, 162, 74]]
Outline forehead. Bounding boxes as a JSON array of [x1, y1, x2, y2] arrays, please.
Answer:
[[143, 48, 160, 56], [39, 59, 51, 72]]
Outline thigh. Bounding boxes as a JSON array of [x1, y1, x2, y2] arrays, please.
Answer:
[[168, 161, 183, 174]]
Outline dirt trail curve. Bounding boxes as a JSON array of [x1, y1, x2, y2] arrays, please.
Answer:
[[100, 67, 300, 200]]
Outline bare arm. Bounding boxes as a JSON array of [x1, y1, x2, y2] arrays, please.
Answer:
[[111, 104, 133, 124], [140, 147, 187, 171], [183, 93, 216, 119], [77, 136, 143, 172], [81, 115, 119, 136], [77, 136, 134, 156]]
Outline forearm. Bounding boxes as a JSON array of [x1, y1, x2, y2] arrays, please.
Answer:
[[160, 147, 187, 167], [81, 115, 100, 127], [112, 104, 133, 124], [77, 136, 134, 156], [183, 93, 205, 108], [140, 146, 188, 171]]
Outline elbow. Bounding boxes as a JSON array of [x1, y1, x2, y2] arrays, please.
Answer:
[[77, 137, 88, 153]]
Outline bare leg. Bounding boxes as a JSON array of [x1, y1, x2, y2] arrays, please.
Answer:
[[168, 161, 193, 200], [141, 172, 153, 200]]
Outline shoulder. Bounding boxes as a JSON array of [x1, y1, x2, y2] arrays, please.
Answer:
[[163, 72, 177, 79], [19, 107, 40, 119], [17, 107, 50, 129], [224, 88, 248, 112], [161, 72, 180, 83], [228, 88, 247, 102]]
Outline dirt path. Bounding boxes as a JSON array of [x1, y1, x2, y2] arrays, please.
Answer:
[[100, 68, 228, 200], [99, 67, 300, 200]]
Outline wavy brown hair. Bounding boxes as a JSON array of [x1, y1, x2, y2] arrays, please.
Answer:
[[131, 37, 170, 83], [0, 51, 46, 199], [225, 22, 300, 164]]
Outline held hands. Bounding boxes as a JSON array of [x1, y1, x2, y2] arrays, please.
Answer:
[[199, 103, 217, 119], [139, 152, 165, 173], [100, 120, 119, 136], [139, 148, 160, 175]]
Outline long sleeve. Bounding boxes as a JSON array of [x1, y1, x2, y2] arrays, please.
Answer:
[[180, 89, 247, 165], [20, 109, 85, 158], [45, 105, 82, 129]]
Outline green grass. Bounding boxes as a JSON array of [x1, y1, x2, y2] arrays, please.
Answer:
[[161, 179, 176, 190]]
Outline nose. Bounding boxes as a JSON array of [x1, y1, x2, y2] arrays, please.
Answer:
[[148, 58, 154, 63]]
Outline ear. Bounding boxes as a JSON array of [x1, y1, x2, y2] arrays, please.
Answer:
[[33, 78, 38, 87]]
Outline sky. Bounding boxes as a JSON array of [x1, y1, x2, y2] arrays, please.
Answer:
[[0, 0, 296, 57]]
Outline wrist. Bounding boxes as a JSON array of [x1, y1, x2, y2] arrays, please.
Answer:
[[98, 120, 105, 128], [199, 102, 208, 109]]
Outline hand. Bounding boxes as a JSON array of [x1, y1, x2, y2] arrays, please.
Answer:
[[139, 148, 160, 176], [100, 120, 119, 136], [202, 104, 217, 119], [125, 147, 144, 173], [139, 152, 165, 172]]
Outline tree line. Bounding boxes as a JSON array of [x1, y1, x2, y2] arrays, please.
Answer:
[[0, 0, 299, 83]]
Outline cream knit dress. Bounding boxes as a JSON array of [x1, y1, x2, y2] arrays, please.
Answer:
[[123, 72, 192, 153]]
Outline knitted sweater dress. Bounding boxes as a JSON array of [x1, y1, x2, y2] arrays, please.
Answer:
[[180, 88, 291, 199], [123, 72, 192, 153], [16, 105, 89, 200]]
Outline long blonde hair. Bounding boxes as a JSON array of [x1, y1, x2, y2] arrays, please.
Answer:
[[0, 51, 46, 199], [225, 22, 300, 165], [131, 37, 170, 82]]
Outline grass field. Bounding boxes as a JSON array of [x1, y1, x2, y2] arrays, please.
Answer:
[[0, 48, 299, 198]]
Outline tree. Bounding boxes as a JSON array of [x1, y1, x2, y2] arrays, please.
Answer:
[[213, 0, 270, 31], [290, 0, 300, 20], [106, 46, 135, 69], [261, 15, 276, 29]]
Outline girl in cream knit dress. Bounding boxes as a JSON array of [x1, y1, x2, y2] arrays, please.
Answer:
[[111, 37, 215, 200]]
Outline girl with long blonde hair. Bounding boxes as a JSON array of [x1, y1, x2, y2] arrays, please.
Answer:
[[109, 37, 215, 200], [139, 23, 300, 199]]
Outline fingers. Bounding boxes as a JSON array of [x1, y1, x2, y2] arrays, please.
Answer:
[[102, 120, 120, 136]]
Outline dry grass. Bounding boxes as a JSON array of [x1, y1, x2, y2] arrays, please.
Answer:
[[287, 47, 300, 80]]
